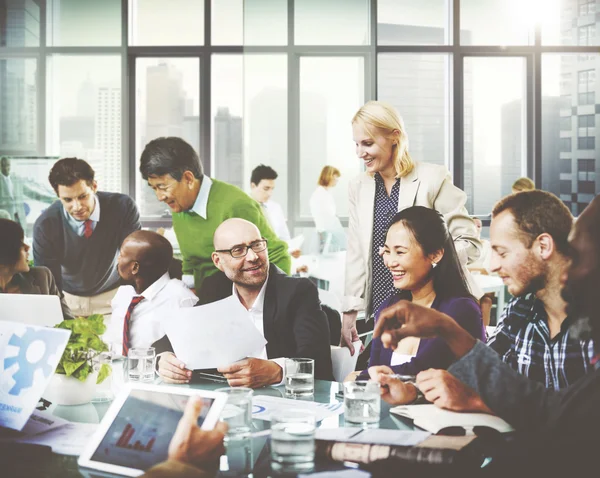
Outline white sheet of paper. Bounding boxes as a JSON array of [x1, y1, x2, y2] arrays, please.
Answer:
[[0, 322, 70, 431], [19, 409, 69, 436], [252, 396, 344, 422], [390, 404, 514, 433], [330, 341, 362, 382], [299, 471, 371, 478], [162, 296, 267, 369]]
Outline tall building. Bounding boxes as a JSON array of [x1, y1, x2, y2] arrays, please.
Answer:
[[214, 107, 243, 189], [553, 1, 599, 215], [1, 0, 40, 47], [95, 87, 121, 192]]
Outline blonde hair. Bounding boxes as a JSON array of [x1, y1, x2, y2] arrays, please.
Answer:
[[318, 165, 341, 187], [352, 100, 415, 178], [511, 177, 535, 192]]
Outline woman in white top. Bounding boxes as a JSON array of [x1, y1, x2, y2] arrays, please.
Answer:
[[309, 166, 347, 251], [341, 101, 482, 354]]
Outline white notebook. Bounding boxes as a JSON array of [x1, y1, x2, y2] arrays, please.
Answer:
[[390, 404, 514, 434]]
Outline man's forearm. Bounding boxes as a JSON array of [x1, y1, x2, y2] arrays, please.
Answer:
[[439, 318, 477, 359]]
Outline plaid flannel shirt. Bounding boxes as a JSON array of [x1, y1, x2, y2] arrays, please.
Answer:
[[488, 293, 595, 390]]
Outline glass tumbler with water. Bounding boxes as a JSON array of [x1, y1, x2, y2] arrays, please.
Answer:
[[127, 347, 156, 383], [215, 387, 253, 440], [344, 380, 381, 426], [285, 358, 314, 397], [270, 409, 316, 472]]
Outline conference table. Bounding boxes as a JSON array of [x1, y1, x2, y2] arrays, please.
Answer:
[[7, 378, 425, 478]]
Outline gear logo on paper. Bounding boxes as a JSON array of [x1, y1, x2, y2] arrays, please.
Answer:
[[0, 321, 70, 431]]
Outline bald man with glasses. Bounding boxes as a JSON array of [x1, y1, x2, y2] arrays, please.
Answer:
[[156, 218, 333, 388]]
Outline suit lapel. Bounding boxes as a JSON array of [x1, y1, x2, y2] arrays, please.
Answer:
[[398, 167, 420, 212]]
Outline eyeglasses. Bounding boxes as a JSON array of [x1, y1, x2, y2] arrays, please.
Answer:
[[215, 239, 268, 258]]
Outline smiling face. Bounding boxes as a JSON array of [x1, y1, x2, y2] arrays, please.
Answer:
[[147, 172, 197, 213], [212, 220, 269, 289], [489, 210, 546, 297], [250, 179, 275, 204], [382, 222, 438, 292], [352, 122, 397, 177], [57, 180, 97, 222]]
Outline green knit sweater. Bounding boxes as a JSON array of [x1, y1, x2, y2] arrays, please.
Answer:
[[173, 178, 292, 291]]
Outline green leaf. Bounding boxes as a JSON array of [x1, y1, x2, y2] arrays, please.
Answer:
[[62, 359, 86, 377], [73, 364, 91, 382], [97, 364, 112, 384]]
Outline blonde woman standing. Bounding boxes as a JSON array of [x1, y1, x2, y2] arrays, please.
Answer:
[[310, 166, 347, 251], [342, 101, 482, 354]]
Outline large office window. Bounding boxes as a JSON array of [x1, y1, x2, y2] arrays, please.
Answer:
[[134, 58, 200, 217], [463, 57, 527, 214], [2, 0, 600, 233]]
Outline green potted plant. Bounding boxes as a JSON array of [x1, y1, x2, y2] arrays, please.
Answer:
[[44, 315, 112, 406]]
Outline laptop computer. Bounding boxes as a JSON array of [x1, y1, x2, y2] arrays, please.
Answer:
[[0, 295, 64, 327]]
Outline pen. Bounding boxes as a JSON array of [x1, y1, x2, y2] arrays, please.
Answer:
[[389, 374, 416, 382]]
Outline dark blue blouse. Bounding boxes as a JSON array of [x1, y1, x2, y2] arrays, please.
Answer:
[[370, 173, 401, 316], [358, 294, 486, 379]]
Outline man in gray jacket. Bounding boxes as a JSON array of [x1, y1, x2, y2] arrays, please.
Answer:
[[372, 194, 600, 476]]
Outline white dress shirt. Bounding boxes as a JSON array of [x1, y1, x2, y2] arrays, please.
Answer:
[[261, 199, 291, 242], [309, 186, 347, 249], [231, 278, 286, 384], [106, 272, 198, 352]]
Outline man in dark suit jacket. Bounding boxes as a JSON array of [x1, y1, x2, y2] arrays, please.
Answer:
[[156, 218, 333, 388]]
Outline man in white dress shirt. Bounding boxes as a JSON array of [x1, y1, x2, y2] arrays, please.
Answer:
[[106, 230, 197, 355], [156, 218, 333, 388]]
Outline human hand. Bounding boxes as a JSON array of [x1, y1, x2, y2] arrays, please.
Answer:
[[157, 352, 192, 384], [168, 396, 228, 471], [218, 358, 283, 388], [343, 371, 361, 382], [340, 311, 364, 356], [416, 369, 492, 413], [291, 249, 302, 259], [368, 365, 418, 405]]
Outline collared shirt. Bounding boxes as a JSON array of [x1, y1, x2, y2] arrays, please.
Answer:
[[190, 175, 213, 219], [231, 275, 286, 384], [488, 293, 595, 390], [261, 200, 291, 242], [63, 195, 100, 236], [106, 272, 198, 352], [371, 173, 401, 316]]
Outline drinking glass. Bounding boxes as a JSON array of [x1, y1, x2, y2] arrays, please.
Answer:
[[127, 347, 156, 383], [270, 409, 316, 472], [215, 387, 253, 440], [343, 380, 381, 426], [284, 358, 314, 397]]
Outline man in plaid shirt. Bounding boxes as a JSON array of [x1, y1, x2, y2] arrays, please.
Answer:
[[486, 190, 594, 390]]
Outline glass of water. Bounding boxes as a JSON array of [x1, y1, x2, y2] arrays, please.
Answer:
[[343, 380, 381, 426], [127, 347, 156, 383], [285, 358, 314, 397], [215, 387, 253, 440], [270, 409, 316, 473]]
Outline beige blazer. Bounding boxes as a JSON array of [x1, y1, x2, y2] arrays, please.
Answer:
[[343, 161, 482, 314]]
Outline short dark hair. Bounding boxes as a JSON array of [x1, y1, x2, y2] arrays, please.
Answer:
[[250, 164, 278, 185], [48, 158, 95, 193], [139, 137, 203, 181], [0, 218, 24, 266], [388, 206, 473, 301], [492, 190, 573, 255]]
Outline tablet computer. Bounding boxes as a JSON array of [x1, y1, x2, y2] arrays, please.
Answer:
[[78, 383, 227, 477]]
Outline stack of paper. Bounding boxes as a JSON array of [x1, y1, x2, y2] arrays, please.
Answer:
[[390, 404, 514, 434]]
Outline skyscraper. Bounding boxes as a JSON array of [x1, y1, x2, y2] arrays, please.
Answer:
[[95, 86, 121, 192], [214, 107, 243, 189]]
